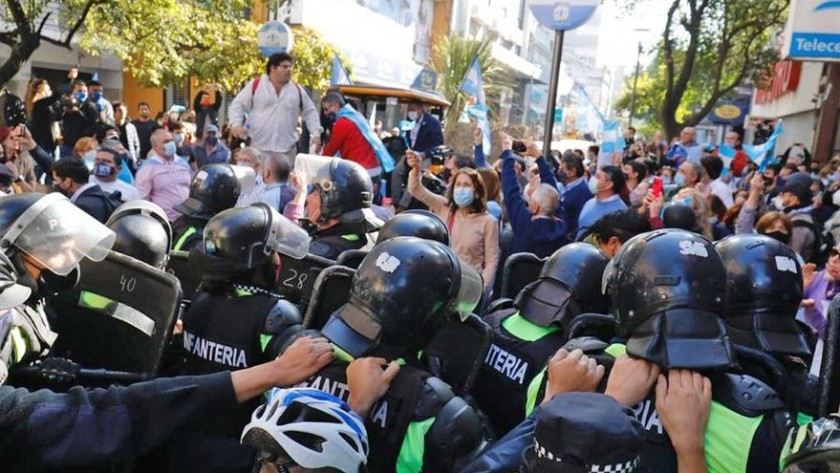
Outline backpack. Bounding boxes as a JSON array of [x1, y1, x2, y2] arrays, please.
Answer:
[[97, 189, 123, 216]]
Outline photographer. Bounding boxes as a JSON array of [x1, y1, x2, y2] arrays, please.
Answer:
[[407, 149, 498, 291]]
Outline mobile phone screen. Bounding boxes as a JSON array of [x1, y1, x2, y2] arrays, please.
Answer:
[[651, 177, 663, 198]]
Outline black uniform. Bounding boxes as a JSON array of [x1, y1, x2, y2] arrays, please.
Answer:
[[171, 215, 206, 252], [309, 221, 367, 260]]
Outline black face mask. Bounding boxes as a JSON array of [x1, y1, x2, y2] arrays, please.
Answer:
[[765, 230, 790, 245], [557, 171, 568, 184], [763, 176, 775, 187]]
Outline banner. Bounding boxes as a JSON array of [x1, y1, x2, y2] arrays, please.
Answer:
[[743, 121, 784, 171], [460, 57, 491, 154], [330, 53, 352, 86]]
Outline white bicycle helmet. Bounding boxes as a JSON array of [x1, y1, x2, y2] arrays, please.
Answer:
[[241, 388, 369, 473]]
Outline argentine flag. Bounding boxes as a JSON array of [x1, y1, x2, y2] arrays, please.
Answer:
[[718, 145, 737, 177], [330, 54, 352, 86], [460, 57, 491, 154], [600, 120, 624, 154], [743, 121, 783, 171]]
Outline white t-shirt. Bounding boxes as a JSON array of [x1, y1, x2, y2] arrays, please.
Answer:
[[709, 178, 734, 208], [93, 176, 140, 202]]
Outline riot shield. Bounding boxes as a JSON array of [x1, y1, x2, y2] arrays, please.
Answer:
[[335, 249, 369, 270], [167, 250, 202, 304], [48, 250, 182, 380], [276, 252, 335, 306], [422, 313, 492, 395], [501, 253, 546, 299], [302, 265, 355, 331]]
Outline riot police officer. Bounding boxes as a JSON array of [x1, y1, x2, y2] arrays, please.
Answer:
[[716, 233, 817, 421], [295, 154, 382, 259], [163, 203, 313, 472], [375, 209, 449, 246], [289, 237, 486, 472], [106, 200, 172, 269], [0, 193, 115, 383], [171, 163, 255, 252], [473, 242, 609, 435], [782, 415, 840, 472]]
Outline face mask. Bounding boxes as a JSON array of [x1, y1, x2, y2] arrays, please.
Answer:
[[163, 141, 177, 157], [833, 190, 840, 207], [408, 111, 419, 121], [75, 91, 87, 103], [772, 196, 785, 210], [765, 230, 790, 245], [91, 91, 102, 102], [93, 163, 114, 178], [674, 173, 686, 187], [206, 135, 219, 146], [83, 150, 96, 163], [173, 134, 185, 145], [453, 188, 475, 208], [200, 96, 212, 107], [557, 171, 567, 184], [763, 176, 775, 187], [776, 177, 787, 188], [588, 176, 600, 194]]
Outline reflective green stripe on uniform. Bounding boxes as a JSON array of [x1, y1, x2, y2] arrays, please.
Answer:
[[341, 234, 361, 242], [9, 327, 28, 363], [796, 412, 813, 426], [173, 226, 198, 251], [501, 312, 560, 342], [396, 417, 435, 473], [706, 401, 762, 473], [79, 291, 113, 310]]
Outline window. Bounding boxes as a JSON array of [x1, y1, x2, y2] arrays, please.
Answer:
[[167, 78, 190, 108]]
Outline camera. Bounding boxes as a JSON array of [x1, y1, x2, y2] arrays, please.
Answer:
[[428, 146, 454, 166]]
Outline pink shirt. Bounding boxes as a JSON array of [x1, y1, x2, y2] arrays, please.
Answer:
[[135, 154, 193, 221]]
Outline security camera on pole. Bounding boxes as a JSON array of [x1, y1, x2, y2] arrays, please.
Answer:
[[526, 0, 600, 158]]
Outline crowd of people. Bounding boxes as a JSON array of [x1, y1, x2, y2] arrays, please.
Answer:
[[1, 51, 840, 473]]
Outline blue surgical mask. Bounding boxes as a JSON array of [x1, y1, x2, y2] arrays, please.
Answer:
[[674, 173, 686, 187], [93, 163, 114, 178], [453, 188, 475, 208], [173, 133, 185, 146], [91, 91, 102, 102], [75, 91, 88, 103], [206, 135, 219, 146], [163, 141, 177, 157]]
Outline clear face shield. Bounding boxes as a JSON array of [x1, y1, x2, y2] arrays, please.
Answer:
[[230, 164, 256, 196], [1, 193, 115, 275], [259, 204, 311, 260], [453, 260, 483, 320], [294, 154, 337, 190]]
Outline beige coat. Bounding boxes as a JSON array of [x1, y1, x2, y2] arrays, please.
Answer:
[[408, 168, 499, 289]]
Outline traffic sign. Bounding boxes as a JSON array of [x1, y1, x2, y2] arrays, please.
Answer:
[[526, 0, 599, 31], [257, 21, 294, 58]]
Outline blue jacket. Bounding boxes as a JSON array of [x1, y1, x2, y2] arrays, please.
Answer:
[[193, 142, 231, 168], [501, 151, 568, 257], [407, 112, 444, 154], [561, 178, 593, 235]]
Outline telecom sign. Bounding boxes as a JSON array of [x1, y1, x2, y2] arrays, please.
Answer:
[[783, 0, 840, 61], [526, 0, 599, 31], [257, 21, 294, 58]]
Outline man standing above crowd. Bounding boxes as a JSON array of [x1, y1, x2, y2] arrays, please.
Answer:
[[665, 126, 702, 167], [135, 128, 192, 221], [228, 52, 323, 166]]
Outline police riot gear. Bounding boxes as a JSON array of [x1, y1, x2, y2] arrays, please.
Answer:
[[602, 229, 735, 370], [715, 234, 811, 358], [375, 209, 449, 246], [320, 237, 482, 359], [295, 154, 373, 223], [106, 200, 172, 269], [783, 414, 840, 472], [174, 164, 255, 220]]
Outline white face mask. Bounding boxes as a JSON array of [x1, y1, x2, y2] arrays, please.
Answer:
[[588, 176, 600, 194], [772, 196, 785, 210], [832, 190, 840, 208], [407, 111, 419, 121]]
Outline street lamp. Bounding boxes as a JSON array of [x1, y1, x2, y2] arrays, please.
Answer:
[[629, 28, 650, 129]]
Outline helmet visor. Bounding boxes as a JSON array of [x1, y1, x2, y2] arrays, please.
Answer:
[[455, 261, 483, 319], [2, 194, 115, 275], [294, 154, 336, 188], [262, 205, 311, 260], [230, 164, 256, 195]]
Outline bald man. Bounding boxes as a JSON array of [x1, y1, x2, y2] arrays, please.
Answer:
[[665, 127, 702, 167]]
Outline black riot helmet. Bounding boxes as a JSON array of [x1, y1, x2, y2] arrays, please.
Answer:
[[715, 234, 810, 358], [106, 201, 173, 269], [295, 154, 373, 223], [174, 164, 255, 220], [375, 209, 449, 246], [602, 229, 735, 370], [783, 415, 840, 473], [193, 203, 310, 277], [321, 237, 482, 358], [540, 243, 609, 313]]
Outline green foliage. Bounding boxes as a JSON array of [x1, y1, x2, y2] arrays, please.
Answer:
[[431, 35, 511, 132], [614, 0, 788, 138], [290, 26, 352, 93]]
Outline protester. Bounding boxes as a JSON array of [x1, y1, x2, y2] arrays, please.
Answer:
[[135, 128, 192, 221], [193, 124, 230, 167], [576, 165, 627, 239], [113, 100, 141, 163], [51, 156, 118, 223], [90, 147, 140, 201]]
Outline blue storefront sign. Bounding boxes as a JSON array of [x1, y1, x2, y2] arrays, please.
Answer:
[[784, 0, 840, 61]]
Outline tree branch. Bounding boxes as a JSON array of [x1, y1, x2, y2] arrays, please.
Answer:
[[39, 0, 109, 49], [36, 12, 51, 34], [5, 0, 32, 36], [0, 31, 17, 47]]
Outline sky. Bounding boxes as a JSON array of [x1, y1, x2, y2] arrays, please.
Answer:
[[596, 0, 674, 70]]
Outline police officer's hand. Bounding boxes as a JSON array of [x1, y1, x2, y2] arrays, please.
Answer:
[[273, 336, 334, 386], [542, 349, 605, 404], [655, 370, 711, 458], [604, 355, 661, 407], [406, 149, 421, 170], [346, 357, 400, 417]]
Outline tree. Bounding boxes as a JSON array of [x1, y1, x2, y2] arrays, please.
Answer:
[[616, 0, 788, 139], [289, 26, 352, 93], [431, 35, 510, 132]]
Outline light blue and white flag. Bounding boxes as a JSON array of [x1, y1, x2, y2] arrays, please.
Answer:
[[330, 53, 352, 86], [460, 57, 491, 154], [718, 144, 737, 176], [743, 121, 783, 171]]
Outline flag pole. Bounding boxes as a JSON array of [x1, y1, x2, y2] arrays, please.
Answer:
[[542, 30, 566, 159]]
